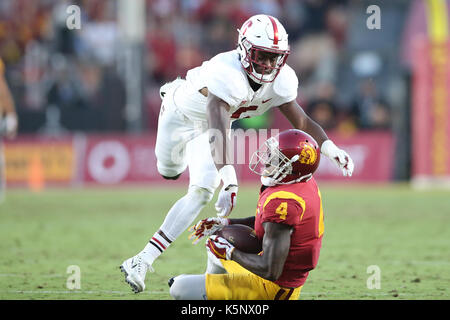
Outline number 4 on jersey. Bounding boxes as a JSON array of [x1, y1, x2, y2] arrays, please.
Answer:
[[275, 202, 288, 220]]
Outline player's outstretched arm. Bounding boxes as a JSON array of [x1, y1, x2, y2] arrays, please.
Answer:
[[278, 100, 354, 177], [278, 100, 328, 147], [206, 91, 238, 217], [206, 92, 232, 170]]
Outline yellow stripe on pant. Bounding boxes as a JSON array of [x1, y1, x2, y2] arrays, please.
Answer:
[[205, 260, 302, 300]]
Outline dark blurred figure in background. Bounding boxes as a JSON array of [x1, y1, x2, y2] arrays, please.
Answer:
[[47, 56, 125, 132], [306, 81, 339, 130], [350, 78, 391, 130]]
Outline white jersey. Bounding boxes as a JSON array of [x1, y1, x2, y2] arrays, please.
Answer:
[[172, 50, 298, 122]]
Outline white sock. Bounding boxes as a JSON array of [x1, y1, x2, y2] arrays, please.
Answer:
[[139, 186, 213, 266], [140, 232, 172, 266]]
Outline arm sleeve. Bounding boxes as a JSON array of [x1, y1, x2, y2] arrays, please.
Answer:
[[262, 198, 304, 226]]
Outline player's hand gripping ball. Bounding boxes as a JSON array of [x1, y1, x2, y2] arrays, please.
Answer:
[[214, 224, 262, 254], [188, 217, 229, 245], [206, 235, 235, 260]]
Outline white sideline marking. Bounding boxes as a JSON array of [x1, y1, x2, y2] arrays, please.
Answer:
[[0, 290, 444, 298], [0, 289, 441, 297], [1, 290, 164, 295], [0, 274, 65, 278]]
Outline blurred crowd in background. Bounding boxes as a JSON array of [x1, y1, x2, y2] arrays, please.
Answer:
[[0, 0, 413, 135]]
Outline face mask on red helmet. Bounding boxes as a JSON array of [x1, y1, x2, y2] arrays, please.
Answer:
[[249, 130, 321, 184]]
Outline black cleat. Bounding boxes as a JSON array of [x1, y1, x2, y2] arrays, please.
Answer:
[[168, 276, 175, 288]]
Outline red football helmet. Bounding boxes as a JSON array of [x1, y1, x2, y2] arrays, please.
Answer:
[[249, 129, 321, 184]]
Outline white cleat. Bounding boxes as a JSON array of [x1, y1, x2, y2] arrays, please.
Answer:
[[120, 255, 153, 293]]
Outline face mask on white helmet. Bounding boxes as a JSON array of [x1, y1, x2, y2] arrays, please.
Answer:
[[237, 15, 290, 84]]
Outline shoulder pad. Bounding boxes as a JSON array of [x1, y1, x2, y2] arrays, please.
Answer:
[[206, 60, 248, 106], [273, 64, 298, 101]]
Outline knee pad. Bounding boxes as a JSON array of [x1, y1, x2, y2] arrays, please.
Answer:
[[188, 185, 214, 205]]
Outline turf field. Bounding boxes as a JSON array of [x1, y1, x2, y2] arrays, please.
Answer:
[[0, 183, 449, 300]]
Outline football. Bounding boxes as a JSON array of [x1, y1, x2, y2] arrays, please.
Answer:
[[215, 224, 262, 254]]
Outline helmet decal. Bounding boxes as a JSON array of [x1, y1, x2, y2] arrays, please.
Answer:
[[242, 20, 253, 36], [267, 15, 279, 45], [299, 142, 318, 165]]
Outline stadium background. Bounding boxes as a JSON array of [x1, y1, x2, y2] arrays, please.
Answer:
[[0, 0, 449, 300]]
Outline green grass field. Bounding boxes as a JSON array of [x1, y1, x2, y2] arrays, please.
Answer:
[[0, 183, 449, 300]]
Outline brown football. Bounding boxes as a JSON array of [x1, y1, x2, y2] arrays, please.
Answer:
[[215, 224, 262, 254]]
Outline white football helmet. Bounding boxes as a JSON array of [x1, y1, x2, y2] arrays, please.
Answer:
[[237, 14, 290, 84]]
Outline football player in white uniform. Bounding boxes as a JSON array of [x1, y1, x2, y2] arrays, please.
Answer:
[[120, 14, 354, 293]]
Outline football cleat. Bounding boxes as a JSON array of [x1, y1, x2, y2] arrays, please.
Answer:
[[168, 276, 175, 288], [120, 255, 154, 293]]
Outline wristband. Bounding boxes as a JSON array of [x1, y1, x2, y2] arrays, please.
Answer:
[[320, 139, 338, 157], [218, 165, 238, 187]]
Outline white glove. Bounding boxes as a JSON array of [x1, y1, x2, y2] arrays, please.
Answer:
[[206, 235, 235, 260], [215, 184, 238, 218], [321, 140, 354, 177], [188, 217, 230, 245], [215, 165, 238, 218]]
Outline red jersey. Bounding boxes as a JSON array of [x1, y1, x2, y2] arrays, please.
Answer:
[[254, 177, 324, 288]]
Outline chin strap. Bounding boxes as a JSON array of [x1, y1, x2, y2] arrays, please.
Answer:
[[284, 173, 313, 184], [261, 176, 277, 186]]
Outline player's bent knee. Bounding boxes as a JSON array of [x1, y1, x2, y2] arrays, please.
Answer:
[[169, 274, 206, 300], [188, 185, 214, 205], [169, 275, 190, 300]]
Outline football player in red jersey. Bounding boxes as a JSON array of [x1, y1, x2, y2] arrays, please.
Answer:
[[169, 129, 325, 300]]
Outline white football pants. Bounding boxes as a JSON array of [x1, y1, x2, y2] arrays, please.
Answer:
[[155, 79, 221, 241], [155, 79, 220, 193]]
